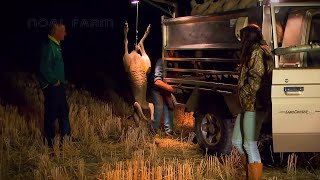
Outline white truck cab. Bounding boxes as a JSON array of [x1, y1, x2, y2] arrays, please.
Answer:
[[270, 2, 320, 152]]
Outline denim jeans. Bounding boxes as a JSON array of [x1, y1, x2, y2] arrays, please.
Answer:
[[43, 84, 71, 147], [151, 88, 174, 132], [232, 111, 266, 163]]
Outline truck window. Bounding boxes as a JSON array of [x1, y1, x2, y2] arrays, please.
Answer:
[[307, 14, 320, 67], [279, 12, 305, 67]]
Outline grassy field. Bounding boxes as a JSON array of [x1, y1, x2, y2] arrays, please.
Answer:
[[0, 72, 319, 180]]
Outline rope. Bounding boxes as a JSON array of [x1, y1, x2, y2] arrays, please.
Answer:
[[135, 2, 139, 46]]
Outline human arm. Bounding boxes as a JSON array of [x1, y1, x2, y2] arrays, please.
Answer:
[[240, 49, 265, 96], [154, 59, 175, 93], [155, 80, 175, 93]]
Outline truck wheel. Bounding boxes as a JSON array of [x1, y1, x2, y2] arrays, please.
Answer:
[[195, 113, 234, 155]]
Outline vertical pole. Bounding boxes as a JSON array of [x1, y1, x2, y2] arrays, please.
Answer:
[[161, 16, 167, 80], [271, 3, 279, 68], [136, 3, 139, 46]]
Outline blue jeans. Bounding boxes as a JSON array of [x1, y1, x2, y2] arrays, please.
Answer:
[[151, 88, 174, 132], [43, 84, 71, 147], [232, 111, 266, 163]]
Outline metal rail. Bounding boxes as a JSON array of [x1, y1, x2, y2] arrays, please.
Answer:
[[165, 68, 238, 75], [274, 43, 320, 55], [164, 57, 239, 63], [164, 43, 241, 50], [165, 78, 237, 88]]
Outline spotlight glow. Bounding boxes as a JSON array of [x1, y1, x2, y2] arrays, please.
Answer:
[[131, 0, 140, 4]]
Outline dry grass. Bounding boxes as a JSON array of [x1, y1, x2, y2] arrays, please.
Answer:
[[174, 107, 194, 134], [98, 152, 240, 180], [287, 153, 298, 176], [0, 72, 319, 180]]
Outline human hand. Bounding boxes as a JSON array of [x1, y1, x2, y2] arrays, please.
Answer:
[[54, 80, 60, 86]]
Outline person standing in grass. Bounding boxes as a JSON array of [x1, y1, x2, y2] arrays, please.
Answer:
[[151, 54, 181, 136], [231, 24, 274, 180], [38, 22, 71, 147]]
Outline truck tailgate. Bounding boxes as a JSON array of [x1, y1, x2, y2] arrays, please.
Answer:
[[272, 69, 320, 152]]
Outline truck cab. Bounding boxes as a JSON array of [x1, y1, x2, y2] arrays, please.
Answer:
[[161, 0, 320, 154], [271, 3, 320, 152]]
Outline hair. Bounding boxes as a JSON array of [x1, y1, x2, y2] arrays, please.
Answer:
[[239, 24, 263, 65], [49, 22, 64, 35]]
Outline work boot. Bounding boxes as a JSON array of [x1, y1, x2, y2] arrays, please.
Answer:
[[240, 154, 248, 179], [248, 162, 263, 180]]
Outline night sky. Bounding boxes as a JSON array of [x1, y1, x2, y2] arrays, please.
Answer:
[[2, 0, 191, 99]]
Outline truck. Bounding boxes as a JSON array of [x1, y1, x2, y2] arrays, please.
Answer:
[[161, 0, 320, 155]]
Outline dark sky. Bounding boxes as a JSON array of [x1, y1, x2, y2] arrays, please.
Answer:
[[1, 0, 190, 97], [3, 1, 164, 68]]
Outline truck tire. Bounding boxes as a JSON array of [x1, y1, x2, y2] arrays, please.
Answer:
[[195, 113, 234, 155]]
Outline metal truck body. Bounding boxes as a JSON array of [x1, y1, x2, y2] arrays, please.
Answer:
[[161, 0, 320, 154]]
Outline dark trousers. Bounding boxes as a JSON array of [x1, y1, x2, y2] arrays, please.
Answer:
[[43, 84, 71, 147]]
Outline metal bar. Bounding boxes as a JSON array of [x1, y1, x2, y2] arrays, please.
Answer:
[[164, 43, 241, 50], [274, 43, 320, 55], [142, 0, 173, 17], [270, 3, 279, 68], [165, 78, 238, 88], [150, 0, 177, 17], [162, 7, 256, 25], [151, 0, 176, 8], [165, 68, 238, 75], [135, 3, 139, 46], [270, 2, 320, 7], [164, 57, 239, 63], [171, 85, 235, 94], [162, 15, 168, 79]]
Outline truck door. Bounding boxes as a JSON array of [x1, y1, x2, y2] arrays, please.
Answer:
[[272, 8, 320, 152]]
